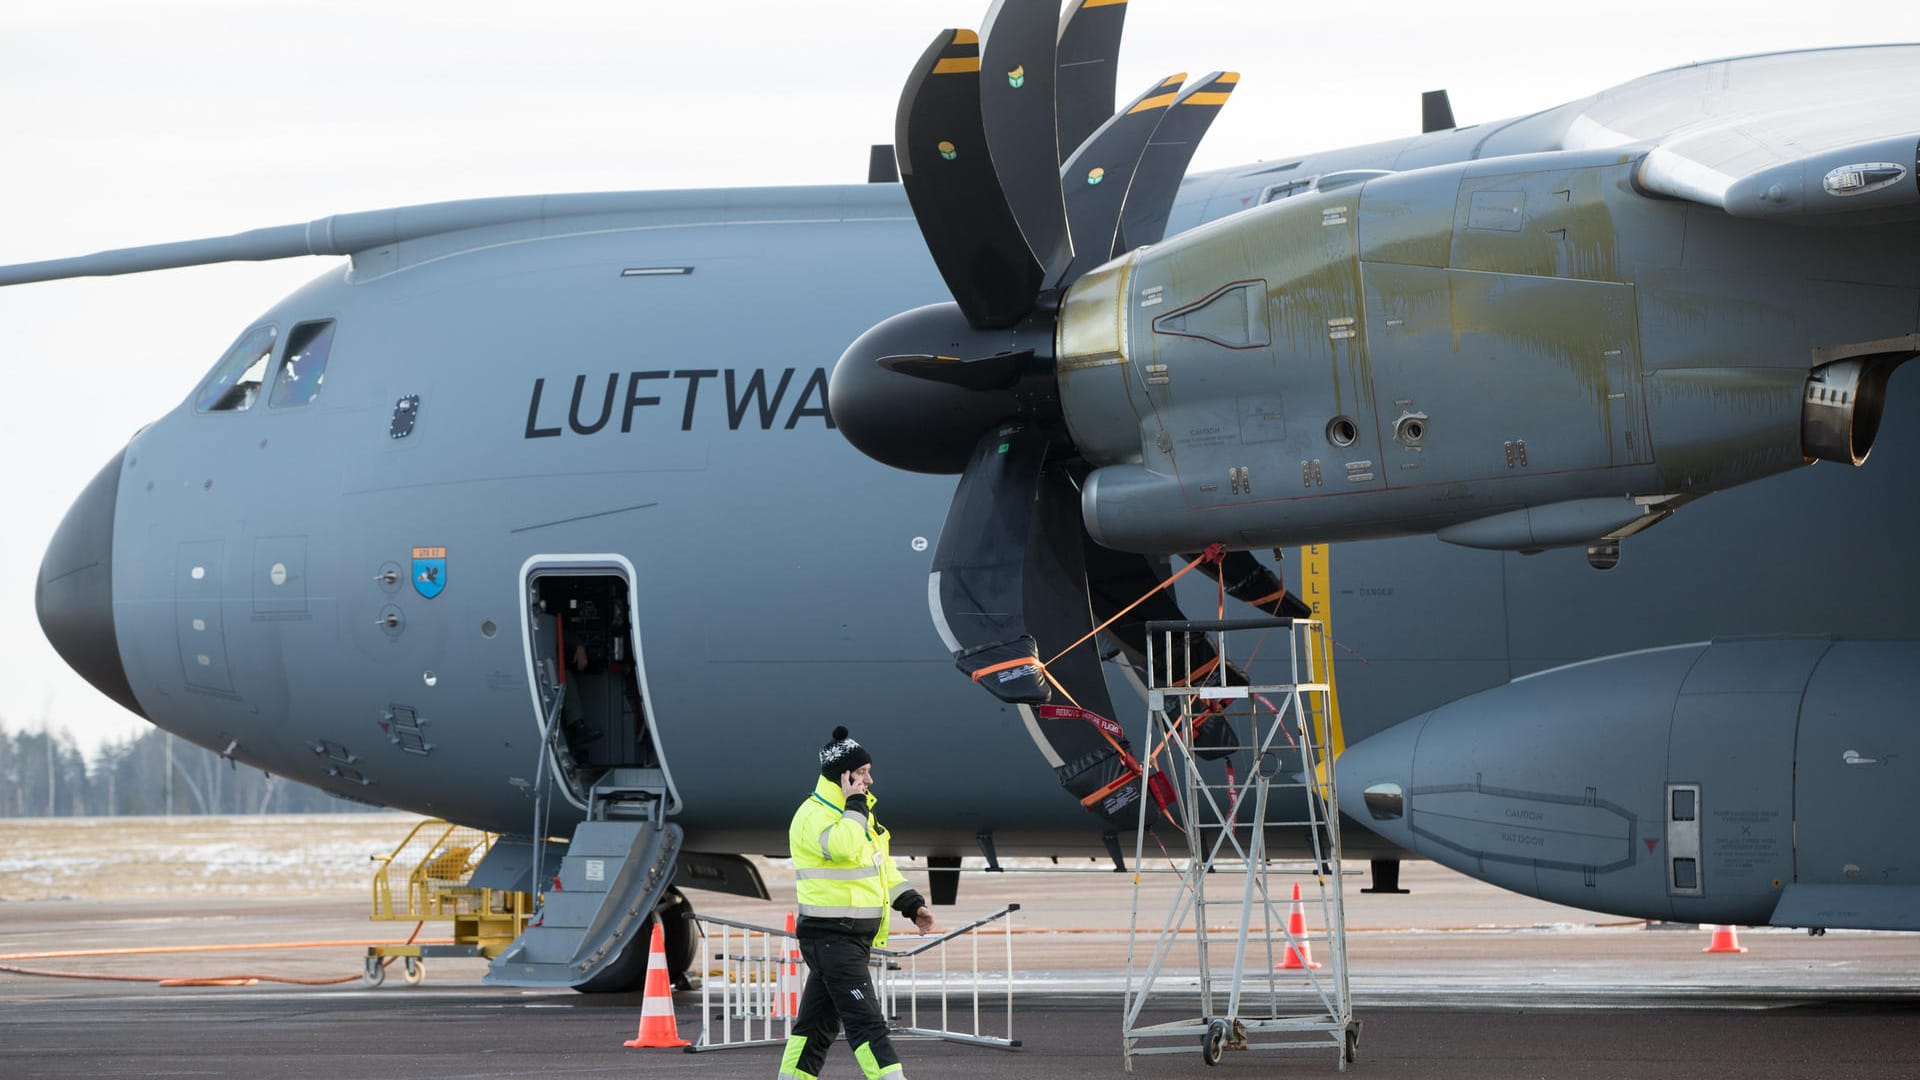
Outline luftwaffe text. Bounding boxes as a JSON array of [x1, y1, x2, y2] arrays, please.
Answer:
[[523, 368, 834, 439]]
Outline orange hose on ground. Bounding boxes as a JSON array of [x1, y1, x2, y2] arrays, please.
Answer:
[[0, 964, 361, 987], [0, 922, 430, 988], [0, 935, 450, 962]]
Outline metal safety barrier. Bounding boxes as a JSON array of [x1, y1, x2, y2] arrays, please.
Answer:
[[686, 905, 1021, 1053]]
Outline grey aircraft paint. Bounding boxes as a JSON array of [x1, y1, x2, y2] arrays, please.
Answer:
[[21, 34, 1920, 941]]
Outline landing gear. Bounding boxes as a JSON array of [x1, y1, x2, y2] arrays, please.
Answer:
[[658, 888, 697, 990], [928, 854, 961, 906], [572, 888, 697, 994], [1361, 857, 1411, 895]]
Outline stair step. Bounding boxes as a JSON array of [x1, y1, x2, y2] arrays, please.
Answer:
[[597, 767, 665, 791], [485, 816, 683, 989]]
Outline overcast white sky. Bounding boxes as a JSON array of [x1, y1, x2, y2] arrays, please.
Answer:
[[2, 0, 1915, 756]]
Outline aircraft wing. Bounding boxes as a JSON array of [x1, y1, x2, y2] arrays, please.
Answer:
[[1560, 44, 1920, 223]]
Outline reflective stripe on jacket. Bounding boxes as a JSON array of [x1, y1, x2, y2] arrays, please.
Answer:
[[789, 776, 911, 946]]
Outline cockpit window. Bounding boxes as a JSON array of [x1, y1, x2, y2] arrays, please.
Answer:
[[270, 320, 335, 408], [195, 324, 277, 413]]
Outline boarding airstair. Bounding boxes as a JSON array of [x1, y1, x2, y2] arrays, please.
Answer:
[[1122, 616, 1357, 1071], [485, 684, 681, 989]]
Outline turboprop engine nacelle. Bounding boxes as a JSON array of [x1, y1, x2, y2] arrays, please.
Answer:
[[1056, 152, 1912, 555], [1335, 638, 1920, 930]]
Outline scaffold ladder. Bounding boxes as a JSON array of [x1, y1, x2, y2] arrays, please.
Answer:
[[1122, 616, 1357, 1071]]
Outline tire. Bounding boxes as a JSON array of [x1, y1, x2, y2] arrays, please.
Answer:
[[573, 889, 698, 994], [573, 925, 653, 994], [656, 889, 697, 990], [362, 955, 385, 988], [1203, 1019, 1226, 1066], [402, 957, 425, 986]]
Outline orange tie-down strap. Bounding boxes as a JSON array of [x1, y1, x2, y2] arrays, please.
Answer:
[[969, 656, 1043, 685], [1079, 752, 1177, 817], [1033, 544, 1227, 709], [1041, 705, 1178, 817], [1245, 587, 1290, 611], [1079, 769, 1136, 808]]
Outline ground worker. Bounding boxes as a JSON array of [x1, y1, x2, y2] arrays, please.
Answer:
[[778, 726, 935, 1080]]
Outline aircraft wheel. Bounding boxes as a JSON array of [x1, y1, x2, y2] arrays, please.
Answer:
[[362, 955, 386, 988], [573, 891, 697, 994], [402, 957, 426, 986], [573, 928, 652, 994], [1202, 1018, 1226, 1066], [656, 889, 697, 989]]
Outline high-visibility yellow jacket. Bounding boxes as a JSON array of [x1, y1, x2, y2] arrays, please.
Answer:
[[789, 776, 913, 946]]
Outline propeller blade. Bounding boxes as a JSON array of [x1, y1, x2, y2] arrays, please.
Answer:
[[1117, 70, 1239, 252], [930, 424, 1056, 704], [1024, 466, 1137, 825], [878, 350, 1033, 391], [1055, 0, 1129, 164], [1084, 541, 1249, 764], [897, 29, 1045, 329], [1084, 541, 1246, 690], [927, 427, 1138, 825], [929, 424, 1117, 715], [1026, 464, 1120, 719], [1191, 549, 1314, 620], [979, 0, 1075, 284], [1054, 73, 1185, 287]]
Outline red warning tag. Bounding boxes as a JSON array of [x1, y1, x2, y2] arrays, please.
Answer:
[[1037, 703, 1124, 741]]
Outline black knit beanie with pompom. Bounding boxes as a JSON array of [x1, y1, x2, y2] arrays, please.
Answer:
[[818, 726, 872, 781]]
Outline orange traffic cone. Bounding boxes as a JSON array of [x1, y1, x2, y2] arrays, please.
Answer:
[[1278, 882, 1321, 970], [1702, 925, 1748, 954], [771, 910, 801, 1019], [622, 922, 690, 1048], [782, 911, 802, 1018]]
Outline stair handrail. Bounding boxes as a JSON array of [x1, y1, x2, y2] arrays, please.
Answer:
[[370, 817, 455, 920], [530, 683, 567, 909]]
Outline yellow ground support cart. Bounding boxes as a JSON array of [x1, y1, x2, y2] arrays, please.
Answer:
[[365, 818, 532, 986]]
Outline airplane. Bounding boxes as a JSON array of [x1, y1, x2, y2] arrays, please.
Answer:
[[15, 0, 1920, 992]]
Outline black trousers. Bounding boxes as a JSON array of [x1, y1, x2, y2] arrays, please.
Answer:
[[782, 932, 901, 1079]]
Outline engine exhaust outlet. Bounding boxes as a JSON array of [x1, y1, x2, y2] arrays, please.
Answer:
[[1802, 355, 1904, 466]]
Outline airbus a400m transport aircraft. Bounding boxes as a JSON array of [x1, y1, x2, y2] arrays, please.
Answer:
[[16, 0, 1920, 990]]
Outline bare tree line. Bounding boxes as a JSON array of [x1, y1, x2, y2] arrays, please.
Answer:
[[0, 725, 357, 817]]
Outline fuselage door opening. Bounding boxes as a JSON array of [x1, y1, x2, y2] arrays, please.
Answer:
[[519, 556, 676, 818]]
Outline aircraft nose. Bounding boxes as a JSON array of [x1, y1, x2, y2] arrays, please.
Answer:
[[36, 448, 146, 720]]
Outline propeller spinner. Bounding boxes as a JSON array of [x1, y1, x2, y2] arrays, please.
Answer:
[[829, 0, 1237, 710]]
